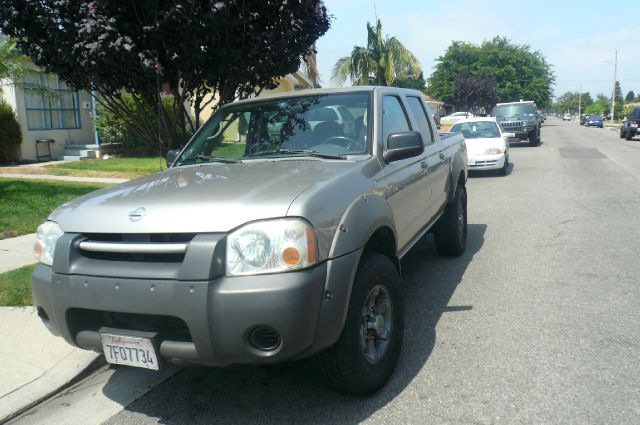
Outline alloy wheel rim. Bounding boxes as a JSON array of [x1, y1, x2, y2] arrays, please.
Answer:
[[360, 284, 393, 365]]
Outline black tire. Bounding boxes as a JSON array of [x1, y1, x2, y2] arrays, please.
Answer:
[[619, 128, 626, 138], [528, 128, 540, 146], [315, 253, 404, 395], [498, 156, 508, 176], [433, 184, 467, 256], [626, 130, 633, 141]]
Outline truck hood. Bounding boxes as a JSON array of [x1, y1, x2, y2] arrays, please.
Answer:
[[49, 159, 355, 234]]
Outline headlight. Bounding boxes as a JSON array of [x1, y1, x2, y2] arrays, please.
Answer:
[[484, 148, 503, 155], [226, 218, 318, 276], [34, 221, 64, 266]]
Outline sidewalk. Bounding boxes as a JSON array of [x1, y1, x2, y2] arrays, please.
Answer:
[[0, 307, 101, 423], [0, 234, 37, 274], [0, 173, 128, 184]]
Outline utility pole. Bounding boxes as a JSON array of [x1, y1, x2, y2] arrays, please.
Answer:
[[578, 90, 582, 119], [611, 50, 617, 122]]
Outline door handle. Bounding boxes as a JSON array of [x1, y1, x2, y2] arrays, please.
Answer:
[[420, 161, 428, 170], [439, 152, 445, 160]]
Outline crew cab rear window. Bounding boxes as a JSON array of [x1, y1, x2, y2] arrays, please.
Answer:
[[406, 96, 435, 145], [382, 96, 411, 147]]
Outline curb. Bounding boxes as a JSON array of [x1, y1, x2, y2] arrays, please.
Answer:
[[0, 349, 104, 424]]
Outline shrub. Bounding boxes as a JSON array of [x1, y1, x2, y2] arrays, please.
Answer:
[[0, 100, 21, 163], [94, 92, 193, 156]]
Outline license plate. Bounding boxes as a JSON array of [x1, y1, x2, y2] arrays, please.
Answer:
[[101, 333, 159, 370], [468, 159, 476, 166]]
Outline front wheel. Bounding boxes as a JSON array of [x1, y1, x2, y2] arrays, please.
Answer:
[[315, 253, 404, 395], [619, 128, 626, 138], [626, 129, 633, 141], [433, 184, 467, 256], [498, 155, 508, 176]]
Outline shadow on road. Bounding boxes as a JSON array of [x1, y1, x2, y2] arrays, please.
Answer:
[[103, 225, 486, 424]]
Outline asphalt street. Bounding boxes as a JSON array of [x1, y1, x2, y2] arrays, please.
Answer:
[[22, 119, 640, 424]]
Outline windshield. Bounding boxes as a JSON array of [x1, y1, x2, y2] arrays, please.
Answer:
[[176, 92, 371, 165], [450, 121, 501, 139], [492, 104, 537, 117], [590, 115, 602, 120]]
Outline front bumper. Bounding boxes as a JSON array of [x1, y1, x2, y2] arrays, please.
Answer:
[[32, 248, 361, 367], [468, 153, 506, 171]]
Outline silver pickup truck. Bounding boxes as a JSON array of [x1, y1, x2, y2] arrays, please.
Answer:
[[32, 87, 467, 394]]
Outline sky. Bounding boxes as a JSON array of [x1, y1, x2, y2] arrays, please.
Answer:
[[315, 0, 640, 102]]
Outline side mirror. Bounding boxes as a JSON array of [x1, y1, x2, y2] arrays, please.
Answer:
[[503, 132, 516, 139], [166, 149, 180, 167], [383, 132, 424, 163]]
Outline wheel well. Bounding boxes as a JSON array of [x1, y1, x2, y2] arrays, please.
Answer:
[[363, 226, 399, 272]]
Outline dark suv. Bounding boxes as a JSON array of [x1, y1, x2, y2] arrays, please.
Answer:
[[620, 107, 640, 140], [491, 101, 541, 146]]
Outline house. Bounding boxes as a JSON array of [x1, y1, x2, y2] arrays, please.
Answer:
[[0, 74, 98, 162]]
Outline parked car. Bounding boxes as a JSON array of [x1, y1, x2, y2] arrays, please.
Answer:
[[580, 114, 592, 125], [563, 113, 572, 121], [491, 101, 541, 146], [451, 117, 512, 176], [31, 87, 469, 395], [440, 111, 473, 125], [620, 106, 640, 140], [585, 114, 604, 128]]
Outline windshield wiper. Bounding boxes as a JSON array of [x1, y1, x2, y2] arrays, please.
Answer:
[[177, 154, 239, 165], [246, 149, 347, 160]]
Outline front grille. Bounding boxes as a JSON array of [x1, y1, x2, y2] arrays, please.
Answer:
[[67, 308, 192, 342], [470, 160, 498, 167], [500, 121, 525, 128], [77, 233, 195, 263]]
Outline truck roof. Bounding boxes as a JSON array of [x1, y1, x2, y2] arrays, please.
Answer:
[[230, 86, 425, 106], [495, 101, 536, 106]]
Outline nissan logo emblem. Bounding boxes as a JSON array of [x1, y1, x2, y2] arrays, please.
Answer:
[[128, 207, 146, 222]]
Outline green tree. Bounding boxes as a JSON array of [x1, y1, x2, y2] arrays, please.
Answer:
[[613, 81, 623, 119], [585, 94, 610, 116], [625, 90, 635, 103], [331, 19, 421, 87], [427, 36, 555, 107], [0, 37, 46, 93], [552, 91, 592, 115]]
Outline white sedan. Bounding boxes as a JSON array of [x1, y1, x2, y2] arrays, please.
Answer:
[[450, 117, 512, 176], [440, 111, 474, 125]]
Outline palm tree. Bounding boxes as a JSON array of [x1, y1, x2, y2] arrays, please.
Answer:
[[331, 20, 421, 87]]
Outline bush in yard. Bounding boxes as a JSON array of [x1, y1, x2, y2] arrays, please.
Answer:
[[0, 100, 21, 163], [95, 92, 192, 156]]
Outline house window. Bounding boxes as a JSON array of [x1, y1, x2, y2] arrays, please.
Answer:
[[23, 75, 81, 130]]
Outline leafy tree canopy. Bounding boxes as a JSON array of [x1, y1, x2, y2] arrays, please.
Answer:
[[427, 36, 555, 109], [625, 90, 635, 103], [0, 1, 330, 150], [552, 91, 593, 114], [451, 73, 498, 113]]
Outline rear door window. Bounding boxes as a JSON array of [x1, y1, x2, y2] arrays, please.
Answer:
[[382, 96, 411, 148], [406, 96, 435, 145]]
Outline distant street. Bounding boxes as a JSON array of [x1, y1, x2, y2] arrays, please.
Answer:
[[18, 119, 640, 424]]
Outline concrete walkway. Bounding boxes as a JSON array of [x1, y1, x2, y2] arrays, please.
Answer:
[[0, 307, 101, 423], [0, 234, 38, 273], [0, 173, 128, 184]]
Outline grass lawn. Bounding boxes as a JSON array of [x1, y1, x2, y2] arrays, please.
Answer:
[[0, 179, 109, 239], [45, 156, 164, 178], [0, 264, 36, 306]]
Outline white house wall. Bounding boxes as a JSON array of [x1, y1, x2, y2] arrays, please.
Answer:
[[9, 84, 96, 161]]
